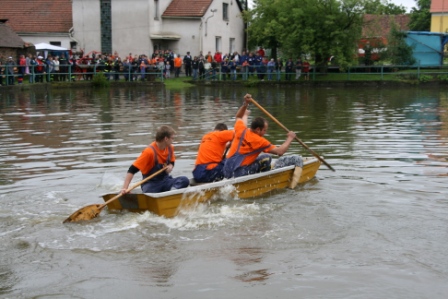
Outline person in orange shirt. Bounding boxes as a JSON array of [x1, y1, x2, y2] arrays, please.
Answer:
[[205, 51, 213, 63], [192, 123, 234, 183], [121, 126, 189, 193], [151, 57, 157, 66], [174, 54, 182, 78], [223, 94, 297, 178]]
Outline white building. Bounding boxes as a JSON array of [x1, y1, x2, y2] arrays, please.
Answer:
[[72, 0, 245, 57]]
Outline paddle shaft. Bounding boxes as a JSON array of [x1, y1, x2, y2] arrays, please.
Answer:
[[98, 166, 169, 209], [249, 98, 335, 172], [222, 144, 230, 159]]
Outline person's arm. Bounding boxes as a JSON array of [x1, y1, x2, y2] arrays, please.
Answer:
[[165, 163, 174, 174], [235, 94, 252, 119], [269, 131, 296, 156], [121, 172, 135, 194], [121, 164, 141, 194], [242, 109, 251, 126]]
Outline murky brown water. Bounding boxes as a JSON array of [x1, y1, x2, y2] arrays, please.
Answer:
[[1, 85, 447, 298]]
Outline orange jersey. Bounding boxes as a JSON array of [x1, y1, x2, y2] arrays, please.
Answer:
[[174, 57, 182, 68], [227, 119, 275, 166], [195, 130, 234, 169], [132, 141, 175, 175]]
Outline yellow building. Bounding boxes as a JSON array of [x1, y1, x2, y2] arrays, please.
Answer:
[[431, 0, 448, 33]]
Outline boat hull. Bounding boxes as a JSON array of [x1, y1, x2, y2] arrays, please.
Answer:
[[103, 157, 321, 218]]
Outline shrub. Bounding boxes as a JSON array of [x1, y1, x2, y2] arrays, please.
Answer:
[[418, 74, 432, 82], [437, 74, 448, 82], [92, 72, 110, 88]]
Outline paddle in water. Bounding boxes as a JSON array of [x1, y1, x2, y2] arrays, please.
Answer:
[[63, 166, 168, 223]]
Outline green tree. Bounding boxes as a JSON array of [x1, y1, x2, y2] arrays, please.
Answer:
[[363, 0, 406, 15], [246, 0, 365, 71], [409, 0, 431, 31], [382, 23, 416, 65]]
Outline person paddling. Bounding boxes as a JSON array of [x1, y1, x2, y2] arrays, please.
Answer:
[[192, 123, 234, 183], [121, 126, 189, 194], [223, 94, 297, 178]]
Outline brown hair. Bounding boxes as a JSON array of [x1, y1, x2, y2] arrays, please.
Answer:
[[155, 126, 176, 142]]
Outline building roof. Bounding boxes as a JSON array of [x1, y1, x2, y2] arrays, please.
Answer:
[[362, 14, 410, 37], [163, 0, 213, 18], [430, 0, 448, 13], [0, 23, 25, 48], [0, 0, 72, 33]]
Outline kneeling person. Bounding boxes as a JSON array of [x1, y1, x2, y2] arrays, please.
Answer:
[[121, 126, 189, 194], [223, 94, 296, 178], [193, 123, 234, 183]]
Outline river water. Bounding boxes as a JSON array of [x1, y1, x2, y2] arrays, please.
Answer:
[[0, 85, 447, 299]]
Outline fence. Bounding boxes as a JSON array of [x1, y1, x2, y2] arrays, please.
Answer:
[[0, 63, 165, 86], [2, 63, 448, 86]]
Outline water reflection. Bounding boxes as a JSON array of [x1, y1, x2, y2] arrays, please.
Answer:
[[1, 86, 448, 184]]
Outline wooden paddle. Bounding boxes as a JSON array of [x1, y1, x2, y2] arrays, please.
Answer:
[[63, 166, 169, 223], [249, 98, 335, 172]]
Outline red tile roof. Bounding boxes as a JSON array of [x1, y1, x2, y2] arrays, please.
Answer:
[[163, 0, 213, 18], [362, 14, 410, 37], [430, 0, 448, 13], [0, 0, 72, 33]]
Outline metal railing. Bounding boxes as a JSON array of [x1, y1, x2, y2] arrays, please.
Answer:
[[2, 63, 448, 86], [0, 63, 165, 86]]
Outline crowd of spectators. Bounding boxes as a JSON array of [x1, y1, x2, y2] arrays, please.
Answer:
[[0, 47, 312, 86]]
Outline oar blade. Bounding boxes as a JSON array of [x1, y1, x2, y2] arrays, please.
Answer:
[[63, 204, 102, 223]]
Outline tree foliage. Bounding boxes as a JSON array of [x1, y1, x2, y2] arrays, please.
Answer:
[[409, 0, 431, 31], [246, 0, 365, 68], [363, 0, 406, 15], [382, 23, 416, 65], [244, 0, 423, 68]]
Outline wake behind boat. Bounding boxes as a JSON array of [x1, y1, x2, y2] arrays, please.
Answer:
[[101, 157, 321, 218], [63, 97, 333, 224]]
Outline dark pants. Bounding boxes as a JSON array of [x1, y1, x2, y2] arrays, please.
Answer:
[[193, 162, 225, 183], [185, 65, 192, 77], [7, 73, 15, 85], [224, 154, 272, 179], [142, 175, 189, 193]]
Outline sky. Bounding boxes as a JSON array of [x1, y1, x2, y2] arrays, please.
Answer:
[[390, 0, 416, 12]]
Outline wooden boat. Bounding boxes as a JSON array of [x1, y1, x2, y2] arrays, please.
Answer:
[[102, 157, 321, 218]]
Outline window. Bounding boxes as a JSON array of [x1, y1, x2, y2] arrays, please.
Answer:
[[154, 0, 159, 20], [215, 37, 222, 52], [223, 3, 228, 20], [229, 38, 235, 54], [50, 41, 62, 46]]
